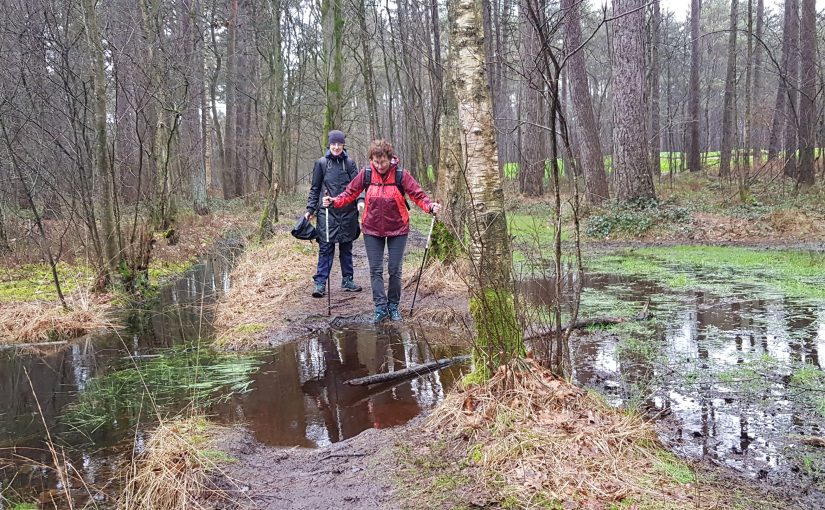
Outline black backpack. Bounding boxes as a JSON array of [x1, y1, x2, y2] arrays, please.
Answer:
[[364, 167, 410, 210]]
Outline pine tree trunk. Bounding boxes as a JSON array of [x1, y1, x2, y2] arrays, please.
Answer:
[[719, 0, 738, 179], [611, 0, 655, 201], [562, 0, 608, 204], [518, 0, 545, 197], [223, 0, 239, 198], [797, 0, 816, 186], [687, 0, 702, 172]]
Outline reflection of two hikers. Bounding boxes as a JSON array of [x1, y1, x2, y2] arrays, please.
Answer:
[[307, 132, 441, 324]]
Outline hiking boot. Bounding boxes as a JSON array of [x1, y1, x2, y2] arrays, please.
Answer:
[[373, 306, 389, 324], [341, 276, 362, 292], [388, 303, 402, 321], [311, 282, 326, 298]]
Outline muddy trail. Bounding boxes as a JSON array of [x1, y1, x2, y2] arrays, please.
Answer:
[[1, 239, 824, 508]]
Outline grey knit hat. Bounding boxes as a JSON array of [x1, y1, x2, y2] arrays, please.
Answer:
[[328, 130, 346, 145]]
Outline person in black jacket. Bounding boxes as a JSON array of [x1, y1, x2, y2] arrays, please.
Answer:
[[305, 130, 364, 297]]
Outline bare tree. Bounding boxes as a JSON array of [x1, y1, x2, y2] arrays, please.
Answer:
[[517, 0, 545, 197]]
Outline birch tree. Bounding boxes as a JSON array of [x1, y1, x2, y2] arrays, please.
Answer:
[[449, 0, 520, 379]]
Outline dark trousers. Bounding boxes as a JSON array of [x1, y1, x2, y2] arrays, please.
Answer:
[[363, 234, 407, 307], [313, 240, 354, 284]]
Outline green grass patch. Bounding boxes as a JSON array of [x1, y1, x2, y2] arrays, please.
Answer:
[[61, 343, 261, 435], [654, 451, 695, 484], [588, 246, 825, 300]]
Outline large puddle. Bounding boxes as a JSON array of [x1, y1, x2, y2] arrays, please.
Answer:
[[2, 249, 824, 504]]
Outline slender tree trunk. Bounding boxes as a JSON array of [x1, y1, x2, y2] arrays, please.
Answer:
[[797, 0, 816, 186], [209, 0, 225, 192], [687, 0, 701, 172], [0, 202, 9, 254], [751, 0, 765, 166], [650, 0, 662, 180], [611, 0, 655, 201], [189, 0, 209, 215], [82, 0, 120, 283], [768, 0, 797, 165], [223, 0, 239, 198], [562, 0, 608, 205], [260, 0, 285, 239], [322, 0, 345, 138], [450, 0, 519, 380], [719, 0, 738, 179], [783, 0, 800, 179], [356, 0, 379, 138], [741, 0, 754, 200]]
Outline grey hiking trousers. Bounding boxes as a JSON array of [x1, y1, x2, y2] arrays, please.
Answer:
[[363, 234, 408, 307]]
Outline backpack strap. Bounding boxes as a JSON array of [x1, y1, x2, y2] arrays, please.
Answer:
[[364, 167, 410, 210]]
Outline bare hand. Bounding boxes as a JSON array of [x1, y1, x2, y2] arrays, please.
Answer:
[[430, 203, 441, 215], [322, 195, 333, 208], [305, 211, 315, 220], [357, 202, 364, 214]]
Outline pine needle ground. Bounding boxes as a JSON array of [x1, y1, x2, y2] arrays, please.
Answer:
[[399, 358, 789, 509]]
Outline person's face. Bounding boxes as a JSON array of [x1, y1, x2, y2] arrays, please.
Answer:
[[329, 142, 344, 156], [371, 154, 390, 174]]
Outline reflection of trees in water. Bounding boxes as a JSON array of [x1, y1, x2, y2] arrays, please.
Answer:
[[240, 326, 456, 447]]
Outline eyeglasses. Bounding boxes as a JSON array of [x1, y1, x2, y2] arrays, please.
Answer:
[[330, 143, 344, 148]]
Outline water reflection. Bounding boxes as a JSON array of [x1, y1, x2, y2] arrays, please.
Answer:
[[564, 273, 825, 487], [212, 325, 462, 447]]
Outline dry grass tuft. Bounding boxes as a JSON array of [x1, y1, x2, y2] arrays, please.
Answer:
[[403, 257, 468, 297], [213, 231, 316, 350], [118, 417, 236, 510], [425, 358, 693, 507], [0, 297, 115, 345]]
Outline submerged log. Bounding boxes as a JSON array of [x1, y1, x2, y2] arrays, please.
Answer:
[[344, 355, 471, 386]]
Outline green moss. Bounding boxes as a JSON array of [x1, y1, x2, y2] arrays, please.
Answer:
[[469, 289, 522, 380], [147, 259, 193, 282], [0, 263, 95, 302], [233, 322, 266, 334]]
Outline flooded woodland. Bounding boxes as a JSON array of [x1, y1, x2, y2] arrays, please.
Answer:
[[2, 241, 824, 508]]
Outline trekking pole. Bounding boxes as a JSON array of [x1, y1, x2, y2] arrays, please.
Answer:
[[409, 214, 436, 318], [324, 191, 331, 316]]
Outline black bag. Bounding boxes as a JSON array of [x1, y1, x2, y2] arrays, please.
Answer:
[[291, 216, 318, 241]]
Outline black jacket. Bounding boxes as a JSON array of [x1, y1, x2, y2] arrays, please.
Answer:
[[306, 150, 362, 243]]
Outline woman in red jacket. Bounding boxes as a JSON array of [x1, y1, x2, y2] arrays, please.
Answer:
[[323, 139, 441, 323]]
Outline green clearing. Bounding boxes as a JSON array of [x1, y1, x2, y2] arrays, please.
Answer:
[[587, 246, 825, 300]]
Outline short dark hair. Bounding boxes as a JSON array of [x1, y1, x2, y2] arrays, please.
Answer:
[[367, 139, 394, 160]]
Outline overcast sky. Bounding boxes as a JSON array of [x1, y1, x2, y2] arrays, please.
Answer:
[[596, 0, 792, 22]]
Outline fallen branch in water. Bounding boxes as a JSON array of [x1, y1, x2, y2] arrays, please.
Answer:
[[344, 355, 471, 386]]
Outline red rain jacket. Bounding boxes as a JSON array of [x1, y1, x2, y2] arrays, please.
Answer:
[[333, 159, 433, 237]]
